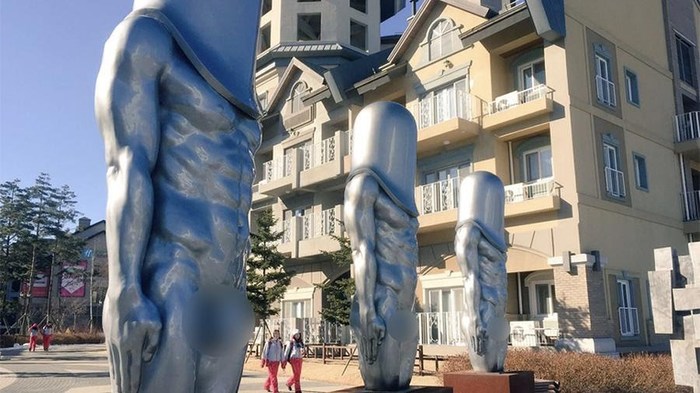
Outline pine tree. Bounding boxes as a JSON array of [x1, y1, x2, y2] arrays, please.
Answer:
[[246, 209, 294, 321], [316, 233, 355, 326]]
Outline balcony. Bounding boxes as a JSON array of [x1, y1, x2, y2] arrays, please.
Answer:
[[415, 91, 480, 156], [482, 85, 554, 133], [504, 177, 560, 218], [276, 217, 299, 258], [680, 190, 700, 233], [674, 112, 700, 160], [299, 132, 349, 189], [298, 205, 344, 258], [258, 150, 300, 197], [415, 171, 469, 233]]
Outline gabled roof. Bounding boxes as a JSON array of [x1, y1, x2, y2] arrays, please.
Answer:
[[75, 220, 106, 240], [386, 0, 496, 64], [265, 58, 327, 113], [256, 42, 367, 70]]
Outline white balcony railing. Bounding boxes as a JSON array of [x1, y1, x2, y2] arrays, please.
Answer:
[[419, 178, 460, 215], [301, 207, 339, 240], [682, 190, 700, 221], [604, 167, 626, 198], [505, 0, 525, 10], [265, 317, 354, 345], [595, 75, 616, 107], [417, 311, 466, 346], [486, 84, 553, 115], [674, 111, 700, 142], [417, 90, 475, 129], [618, 307, 639, 337], [302, 132, 348, 170], [262, 154, 293, 182], [504, 177, 556, 203]]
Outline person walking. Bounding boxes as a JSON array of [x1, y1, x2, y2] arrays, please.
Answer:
[[41, 323, 54, 351], [283, 329, 305, 393], [261, 329, 284, 393], [28, 323, 39, 352]]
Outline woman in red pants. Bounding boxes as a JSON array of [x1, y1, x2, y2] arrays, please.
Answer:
[[282, 329, 305, 393], [261, 329, 284, 393], [41, 323, 54, 351], [28, 323, 39, 352]]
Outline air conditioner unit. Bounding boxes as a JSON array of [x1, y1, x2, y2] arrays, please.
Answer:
[[510, 320, 540, 347]]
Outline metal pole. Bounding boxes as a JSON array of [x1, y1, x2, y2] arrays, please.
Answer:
[[88, 248, 95, 333]]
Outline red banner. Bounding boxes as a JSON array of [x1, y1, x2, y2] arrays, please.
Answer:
[[21, 271, 49, 298], [60, 260, 87, 297]]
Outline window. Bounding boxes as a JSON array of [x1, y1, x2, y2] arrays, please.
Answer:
[[426, 287, 464, 344], [258, 24, 271, 54], [676, 35, 696, 87], [350, 20, 367, 51], [350, 0, 367, 13], [262, 0, 272, 15], [603, 141, 625, 197], [595, 53, 616, 107], [427, 19, 456, 61], [519, 59, 546, 91], [258, 92, 268, 111], [298, 13, 321, 41], [633, 153, 648, 191], [523, 146, 552, 182], [424, 163, 471, 184], [527, 280, 555, 316], [624, 69, 639, 106], [616, 279, 639, 336], [290, 82, 307, 113], [418, 79, 468, 128], [282, 300, 311, 318]]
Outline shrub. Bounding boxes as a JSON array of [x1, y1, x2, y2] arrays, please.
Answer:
[[3, 332, 104, 347], [441, 349, 693, 393]]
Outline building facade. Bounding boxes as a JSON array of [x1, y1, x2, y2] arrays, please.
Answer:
[[253, 0, 697, 352]]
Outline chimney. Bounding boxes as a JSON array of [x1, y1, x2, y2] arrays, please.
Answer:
[[78, 217, 91, 231]]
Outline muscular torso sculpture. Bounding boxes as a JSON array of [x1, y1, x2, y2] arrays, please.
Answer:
[[95, 3, 260, 391], [344, 102, 419, 391]]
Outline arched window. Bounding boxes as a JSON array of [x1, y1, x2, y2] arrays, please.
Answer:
[[428, 19, 456, 61], [290, 82, 307, 113]]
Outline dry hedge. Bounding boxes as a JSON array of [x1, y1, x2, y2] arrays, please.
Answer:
[[1, 332, 104, 348], [440, 349, 693, 393]]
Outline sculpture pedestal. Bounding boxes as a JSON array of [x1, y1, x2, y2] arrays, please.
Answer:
[[333, 387, 452, 392], [443, 371, 534, 393]]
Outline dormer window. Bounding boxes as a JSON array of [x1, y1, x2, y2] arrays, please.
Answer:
[[427, 19, 457, 62]]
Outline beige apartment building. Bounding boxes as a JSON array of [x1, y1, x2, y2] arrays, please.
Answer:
[[252, 0, 698, 353]]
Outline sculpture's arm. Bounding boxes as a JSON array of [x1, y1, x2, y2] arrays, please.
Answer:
[[455, 223, 484, 345], [95, 15, 172, 392], [344, 175, 384, 363]]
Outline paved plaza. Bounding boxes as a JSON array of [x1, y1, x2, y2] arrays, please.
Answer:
[[0, 344, 354, 392]]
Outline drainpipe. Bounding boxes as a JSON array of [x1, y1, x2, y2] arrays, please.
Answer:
[[680, 154, 689, 221], [517, 272, 523, 315], [508, 141, 515, 184]]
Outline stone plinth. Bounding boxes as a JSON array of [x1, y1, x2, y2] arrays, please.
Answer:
[[332, 387, 452, 392], [443, 371, 535, 393]]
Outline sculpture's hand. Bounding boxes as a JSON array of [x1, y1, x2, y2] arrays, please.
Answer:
[[359, 313, 385, 364], [103, 290, 161, 393]]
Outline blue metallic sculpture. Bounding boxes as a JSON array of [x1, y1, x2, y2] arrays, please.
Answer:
[[95, 1, 261, 391], [344, 101, 419, 391], [455, 172, 509, 372]]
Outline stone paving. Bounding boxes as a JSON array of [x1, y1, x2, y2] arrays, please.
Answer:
[[0, 344, 354, 392]]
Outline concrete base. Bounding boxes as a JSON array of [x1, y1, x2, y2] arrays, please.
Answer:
[[443, 371, 534, 393], [332, 387, 452, 392]]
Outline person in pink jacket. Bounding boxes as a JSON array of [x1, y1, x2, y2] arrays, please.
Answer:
[[28, 323, 39, 352], [283, 329, 305, 393], [261, 329, 284, 393]]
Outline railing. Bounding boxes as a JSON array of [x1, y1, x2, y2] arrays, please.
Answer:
[[504, 177, 556, 203], [485, 85, 553, 115], [265, 317, 354, 345], [417, 90, 475, 129], [262, 154, 293, 182], [605, 167, 626, 198], [674, 111, 700, 142], [417, 311, 466, 345], [618, 307, 639, 336], [302, 132, 348, 170], [419, 178, 460, 215], [681, 190, 700, 221], [301, 207, 338, 240], [279, 218, 292, 244], [595, 75, 616, 107]]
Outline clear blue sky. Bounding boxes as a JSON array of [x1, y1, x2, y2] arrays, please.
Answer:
[[0, 1, 420, 227]]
